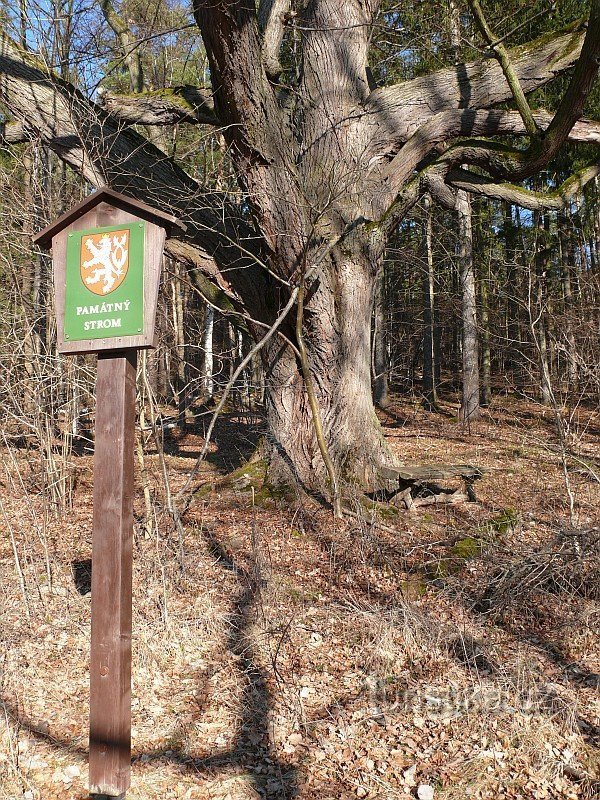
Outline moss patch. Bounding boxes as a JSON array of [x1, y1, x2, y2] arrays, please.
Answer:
[[489, 508, 519, 534], [429, 535, 484, 579], [399, 576, 427, 600], [359, 496, 399, 520], [451, 535, 483, 560], [252, 482, 296, 507], [221, 458, 269, 491]]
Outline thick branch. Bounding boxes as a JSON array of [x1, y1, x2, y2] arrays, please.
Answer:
[[99, 85, 218, 126], [468, 0, 538, 136], [258, 0, 291, 78], [447, 164, 600, 210], [369, 109, 600, 216], [514, 0, 600, 179], [0, 30, 270, 320], [0, 119, 27, 143], [365, 21, 587, 160], [100, 0, 144, 93], [193, 0, 306, 270]]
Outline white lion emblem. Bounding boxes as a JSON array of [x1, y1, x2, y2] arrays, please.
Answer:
[[82, 232, 129, 294]]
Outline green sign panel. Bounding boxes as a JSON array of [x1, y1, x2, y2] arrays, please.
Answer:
[[64, 222, 145, 342]]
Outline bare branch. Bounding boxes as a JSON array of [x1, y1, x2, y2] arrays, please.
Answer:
[[99, 86, 218, 126], [468, 0, 538, 137], [0, 28, 270, 320], [449, 1, 600, 183], [369, 109, 600, 216], [99, 0, 144, 93], [364, 20, 587, 160], [446, 164, 600, 210], [514, 0, 600, 179]]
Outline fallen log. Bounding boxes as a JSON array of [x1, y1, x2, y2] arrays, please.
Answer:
[[377, 463, 485, 509]]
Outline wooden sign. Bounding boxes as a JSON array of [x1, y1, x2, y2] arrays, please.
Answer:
[[34, 186, 180, 354], [34, 188, 182, 799]]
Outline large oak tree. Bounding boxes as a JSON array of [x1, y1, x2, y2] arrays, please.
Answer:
[[1, 0, 599, 498]]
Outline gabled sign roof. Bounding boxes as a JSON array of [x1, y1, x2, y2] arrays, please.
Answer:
[[33, 186, 184, 248]]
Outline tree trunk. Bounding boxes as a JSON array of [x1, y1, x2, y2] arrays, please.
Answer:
[[480, 269, 491, 407], [457, 190, 481, 422], [558, 212, 578, 390], [263, 251, 393, 492], [504, 204, 525, 391], [422, 195, 438, 410], [203, 304, 215, 400], [2, 0, 596, 502], [372, 268, 389, 409], [534, 210, 553, 405]]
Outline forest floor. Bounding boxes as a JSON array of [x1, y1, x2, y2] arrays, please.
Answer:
[[0, 393, 599, 800]]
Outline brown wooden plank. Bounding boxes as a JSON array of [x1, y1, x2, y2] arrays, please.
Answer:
[[89, 351, 137, 797]]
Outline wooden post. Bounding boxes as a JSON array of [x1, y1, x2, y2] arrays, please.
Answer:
[[34, 189, 179, 798], [89, 351, 137, 798]]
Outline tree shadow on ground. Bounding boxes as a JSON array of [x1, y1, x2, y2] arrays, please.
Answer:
[[305, 513, 600, 754], [137, 525, 298, 799], [154, 408, 265, 474], [2, 523, 297, 800]]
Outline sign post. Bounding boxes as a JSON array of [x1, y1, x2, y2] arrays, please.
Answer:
[[34, 188, 181, 798]]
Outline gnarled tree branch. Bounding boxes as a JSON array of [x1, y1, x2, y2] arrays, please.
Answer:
[[446, 164, 600, 210], [513, 0, 600, 179], [98, 85, 218, 126], [468, 0, 539, 137], [0, 29, 270, 321], [364, 20, 587, 160], [369, 108, 600, 217]]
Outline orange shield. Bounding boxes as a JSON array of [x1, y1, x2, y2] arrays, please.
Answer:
[[80, 229, 130, 296]]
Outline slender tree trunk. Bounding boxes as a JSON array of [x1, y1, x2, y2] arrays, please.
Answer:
[[534, 210, 553, 404], [558, 212, 578, 390], [372, 268, 389, 409], [457, 190, 481, 422], [422, 195, 438, 410], [171, 259, 188, 423], [474, 200, 491, 407], [21, 149, 38, 415], [203, 304, 215, 400], [480, 266, 491, 407], [237, 328, 251, 409], [504, 204, 525, 391]]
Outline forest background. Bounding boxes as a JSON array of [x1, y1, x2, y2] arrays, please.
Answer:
[[0, 1, 599, 799]]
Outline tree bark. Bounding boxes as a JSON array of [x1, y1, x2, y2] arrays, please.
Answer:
[[422, 195, 438, 410], [263, 248, 392, 491], [203, 305, 215, 400], [480, 262, 491, 408], [372, 269, 389, 409], [558, 212, 578, 390], [2, 3, 598, 496], [457, 190, 481, 423], [533, 210, 553, 405]]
